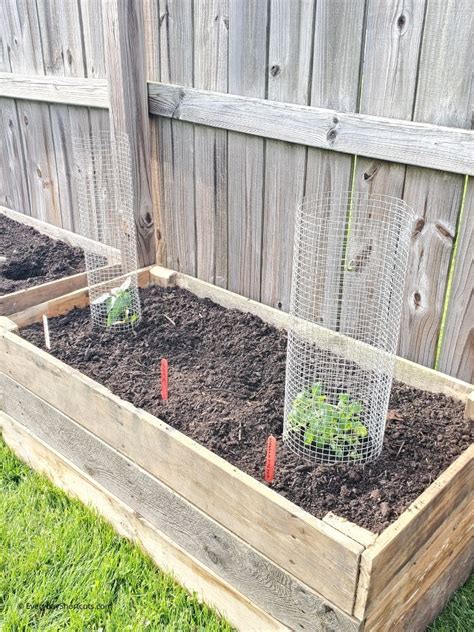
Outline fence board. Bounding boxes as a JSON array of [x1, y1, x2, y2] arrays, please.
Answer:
[[3, 0, 61, 225], [36, 0, 88, 232], [438, 179, 474, 383], [143, 0, 164, 265], [227, 0, 268, 300], [353, 0, 426, 198], [0, 2, 30, 212], [399, 0, 473, 367], [104, 0, 156, 268], [342, 0, 426, 344], [305, 0, 366, 329], [77, 0, 111, 241], [194, 0, 229, 287], [260, 0, 315, 311], [158, 0, 195, 275]]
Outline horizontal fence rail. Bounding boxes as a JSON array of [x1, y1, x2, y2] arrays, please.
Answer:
[[0, 72, 109, 109], [148, 83, 474, 176], [1, 73, 472, 174]]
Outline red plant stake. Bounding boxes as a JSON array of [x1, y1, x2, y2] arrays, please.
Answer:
[[264, 435, 277, 483], [161, 358, 169, 401]]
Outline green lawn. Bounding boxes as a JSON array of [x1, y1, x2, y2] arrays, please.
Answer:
[[0, 436, 472, 631], [0, 437, 232, 631]]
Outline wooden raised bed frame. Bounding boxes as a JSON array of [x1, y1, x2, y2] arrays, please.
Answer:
[[0, 207, 118, 317], [0, 265, 472, 631]]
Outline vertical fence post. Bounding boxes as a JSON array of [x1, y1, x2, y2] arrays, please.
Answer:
[[103, 0, 156, 267]]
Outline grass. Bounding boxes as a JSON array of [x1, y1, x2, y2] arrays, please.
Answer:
[[0, 435, 472, 631], [0, 437, 233, 631]]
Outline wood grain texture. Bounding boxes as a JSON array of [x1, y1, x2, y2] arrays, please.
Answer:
[[0, 377, 361, 631], [260, 0, 314, 311], [8, 267, 151, 328], [142, 0, 164, 265], [354, 444, 474, 619], [304, 0, 366, 330], [0, 412, 288, 632], [0, 270, 88, 316], [352, 0, 426, 211], [364, 497, 473, 630], [0, 329, 363, 613], [0, 2, 30, 214], [157, 0, 196, 275], [438, 178, 474, 383], [2, 0, 61, 225], [399, 0, 474, 367], [104, 0, 156, 267], [148, 82, 474, 176], [393, 541, 472, 632], [227, 0, 267, 300], [35, 0, 86, 231], [0, 72, 109, 107], [193, 0, 228, 287]]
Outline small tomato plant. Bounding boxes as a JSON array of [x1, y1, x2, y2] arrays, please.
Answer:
[[288, 383, 367, 460], [92, 276, 139, 327]]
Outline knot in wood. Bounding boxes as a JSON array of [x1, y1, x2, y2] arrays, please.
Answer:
[[270, 64, 281, 77], [327, 127, 338, 144]]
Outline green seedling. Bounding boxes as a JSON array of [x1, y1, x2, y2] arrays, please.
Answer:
[[288, 383, 367, 460], [92, 276, 139, 327]]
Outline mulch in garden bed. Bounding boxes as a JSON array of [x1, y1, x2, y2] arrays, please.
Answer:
[[0, 215, 85, 295], [21, 285, 472, 533]]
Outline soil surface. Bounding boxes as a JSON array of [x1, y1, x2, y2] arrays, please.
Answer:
[[0, 214, 85, 295], [22, 285, 472, 532]]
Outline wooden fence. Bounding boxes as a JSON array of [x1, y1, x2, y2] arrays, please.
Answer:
[[0, 0, 472, 383]]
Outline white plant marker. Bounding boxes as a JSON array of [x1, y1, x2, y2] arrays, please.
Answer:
[[42, 314, 51, 350]]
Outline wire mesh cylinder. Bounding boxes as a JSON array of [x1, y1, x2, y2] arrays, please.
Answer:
[[73, 131, 141, 331], [284, 191, 413, 465]]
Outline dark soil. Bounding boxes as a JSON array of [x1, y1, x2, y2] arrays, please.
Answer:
[[21, 285, 472, 533], [0, 214, 85, 295]]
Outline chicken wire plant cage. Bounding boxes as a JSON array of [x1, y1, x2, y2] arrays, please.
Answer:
[[284, 191, 414, 465], [73, 131, 141, 331]]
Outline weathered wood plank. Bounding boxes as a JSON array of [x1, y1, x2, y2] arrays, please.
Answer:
[[0, 72, 109, 108], [353, 0, 426, 199], [0, 270, 88, 316], [363, 497, 473, 630], [438, 178, 474, 383], [0, 3, 30, 214], [148, 83, 474, 177], [142, 0, 164, 266], [35, 0, 89, 232], [193, 0, 228, 287], [104, 0, 156, 267], [260, 0, 315, 311], [399, 0, 474, 367], [157, 0, 196, 275], [0, 412, 290, 632], [227, 0, 268, 300], [304, 0, 366, 330], [0, 329, 363, 613], [354, 444, 474, 619], [0, 375, 361, 630], [394, 541, 472, 632], [8, 267, 151, 328], [3, 0, 61, 225]]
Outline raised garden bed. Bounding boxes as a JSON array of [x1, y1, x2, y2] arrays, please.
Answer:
[[1, 265, 472, 631], [0, 208, 115, 317]]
